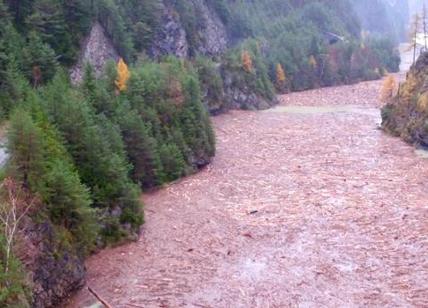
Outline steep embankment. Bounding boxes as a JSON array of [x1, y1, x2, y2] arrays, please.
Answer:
[[382, 53, 428, 146]]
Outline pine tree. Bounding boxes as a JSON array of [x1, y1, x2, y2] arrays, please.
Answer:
[[7, 110, 45, 188], [115, 58, 130, 92], [8, 107, 98, 252], [159, 143, 186, 181], [41, 73, 143, 239], [23, 31, 58, 85], [43, 159, 97, 251], [0, 55, 29, 115], [82, 63, 97, 104], [114, 104, 163, 188], [5, 0, 33, 27], [26, 0, 74, 63]]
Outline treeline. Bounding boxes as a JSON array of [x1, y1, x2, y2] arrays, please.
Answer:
[[2, 0, 163, 64], [0, 0, 402, 117], [177, 0, 402, 113], [224, 0, 401, 92], [1, 58, 215, 306]]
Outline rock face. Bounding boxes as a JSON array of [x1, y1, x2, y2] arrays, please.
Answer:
[[382, 52, 428, 145], [150, 0, 228, 58], [149, 4, 189, 58], [221, 69, 278, 111], [189, 0, 228, 56], [70, 22, 119, 83], [17, 219, 85, 308]]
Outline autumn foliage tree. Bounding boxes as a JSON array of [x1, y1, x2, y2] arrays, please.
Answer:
[[309, 55, 317, 69], [417, 92, 428, 112], [115, 58, 130, 92], [275, 63, 286, 91], [241, 50, 253, 73], [380, 75, 397, 103]]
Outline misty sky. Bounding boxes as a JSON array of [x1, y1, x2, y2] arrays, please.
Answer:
[[409, 0, 428, 15]]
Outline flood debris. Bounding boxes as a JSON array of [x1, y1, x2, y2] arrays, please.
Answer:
[[68, 76, 428, 307]]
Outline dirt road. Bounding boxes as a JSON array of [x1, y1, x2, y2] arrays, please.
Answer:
[[68, 77, 428, 307]]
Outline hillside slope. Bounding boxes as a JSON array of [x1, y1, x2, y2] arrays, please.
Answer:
[[382, 52, 428, 146]]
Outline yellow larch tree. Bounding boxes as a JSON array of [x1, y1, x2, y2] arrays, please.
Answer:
[[276, 63, 286, 90], [417, 92, 428, 112], [115, 58, 130, 92], [241, 50, 253, 73], [380, 74, 397, 103], [308, 55, 317, 69], [400, 74, 419, 104]]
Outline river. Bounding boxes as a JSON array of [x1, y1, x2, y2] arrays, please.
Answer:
[[68, 57, 428, 307]]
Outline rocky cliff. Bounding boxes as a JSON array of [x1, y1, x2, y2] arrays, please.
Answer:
[[70, 0, 274, 114], [16, 219, 86, 307], [382, 52, 428, 145], [70, 22, 119, 83], [150, 0, 228, 58]]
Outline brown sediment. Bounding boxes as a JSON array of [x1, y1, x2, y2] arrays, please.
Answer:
[[67, 77, 428, 307]]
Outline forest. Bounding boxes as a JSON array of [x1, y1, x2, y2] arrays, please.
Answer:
[[0, 0, 404, 306]]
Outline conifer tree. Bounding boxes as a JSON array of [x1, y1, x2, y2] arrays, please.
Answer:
[[23, 31, 58, 85], [82, 63, 97, 103], [159, 143, 186, 181], [7, 108, 98, 251], [26, 0, 74, 63], [5, 0, 33, 27], [41, 73, 143, 238], [7, 110, 45, 188], [114, 103, 163, 188]]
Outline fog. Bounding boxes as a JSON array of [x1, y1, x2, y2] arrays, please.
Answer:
[[409, 0, 428, 16]]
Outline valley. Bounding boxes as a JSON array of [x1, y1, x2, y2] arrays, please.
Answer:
[[68, 71, 428, 307]]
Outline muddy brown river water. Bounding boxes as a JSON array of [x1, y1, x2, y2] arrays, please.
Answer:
[[68, 75, 428, 307]]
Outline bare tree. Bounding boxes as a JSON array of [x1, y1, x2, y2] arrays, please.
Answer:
[[423, 4, 428, 50], [409, 13, 421, 64], [0, 178, 34, 278]]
